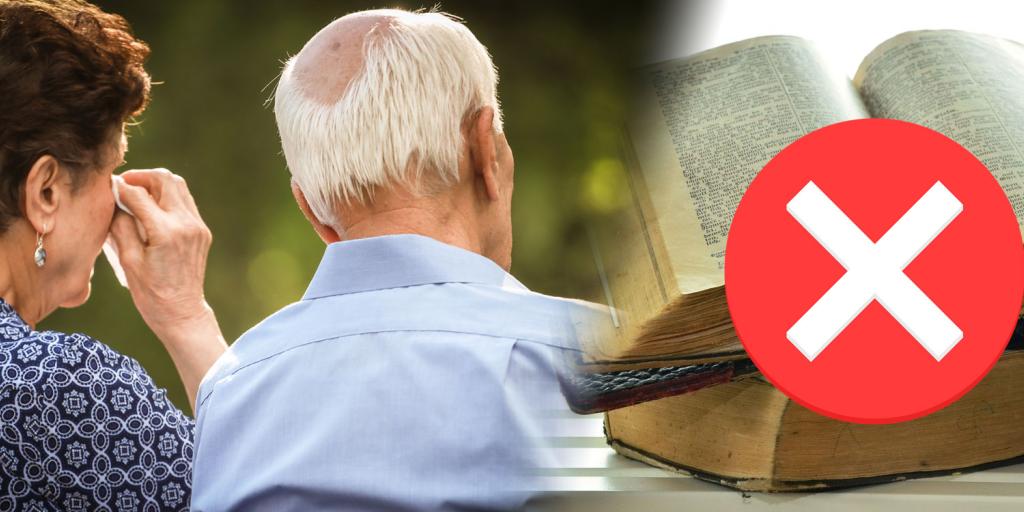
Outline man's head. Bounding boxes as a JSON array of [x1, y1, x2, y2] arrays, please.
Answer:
[[274, 9, 514, 269]]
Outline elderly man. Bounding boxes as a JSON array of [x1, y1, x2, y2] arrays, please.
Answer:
[[190, 8, 599, 511]]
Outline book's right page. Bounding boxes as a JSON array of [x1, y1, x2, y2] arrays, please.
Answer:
[[855, 30, 1024, 236]]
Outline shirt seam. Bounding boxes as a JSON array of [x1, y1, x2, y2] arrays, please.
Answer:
[[301, 279, 523, 301], [197, 328, 579, 410]]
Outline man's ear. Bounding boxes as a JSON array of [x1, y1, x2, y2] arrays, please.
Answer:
[[291, 179, 341, 244], [22, 155, 63, 235], [468, 106, 500, 202]]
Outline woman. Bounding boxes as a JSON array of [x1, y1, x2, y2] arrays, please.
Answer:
[[0, 1, 226, 510]]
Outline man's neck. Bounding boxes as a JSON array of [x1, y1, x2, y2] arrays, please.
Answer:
[[339, 205, 486, 258]]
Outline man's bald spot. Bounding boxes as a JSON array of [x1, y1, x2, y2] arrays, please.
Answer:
[[290, 11, 398, 104]]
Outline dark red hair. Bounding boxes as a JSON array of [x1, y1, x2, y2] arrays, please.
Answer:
[[0, 0, 150, 231]]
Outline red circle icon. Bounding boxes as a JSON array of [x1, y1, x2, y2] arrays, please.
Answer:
[[725, 119, 1024, 424]]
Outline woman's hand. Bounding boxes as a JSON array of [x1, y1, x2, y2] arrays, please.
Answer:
[[108, 168, 227, 411]]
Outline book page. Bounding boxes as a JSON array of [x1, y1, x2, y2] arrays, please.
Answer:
[[628, 36, 869, 294], [855, 30, 1024, 234]]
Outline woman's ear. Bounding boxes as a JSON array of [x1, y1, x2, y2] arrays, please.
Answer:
[[468, 106, 500, 202], [22, 155, 63, 234]]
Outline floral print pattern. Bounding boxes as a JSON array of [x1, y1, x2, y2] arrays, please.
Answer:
[[0, 300, 194, 511]]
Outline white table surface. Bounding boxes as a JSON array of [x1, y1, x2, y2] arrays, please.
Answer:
[[526, 412, 1024, 511]]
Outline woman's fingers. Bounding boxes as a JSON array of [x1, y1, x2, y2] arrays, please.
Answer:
[[121, 168, 186, 210], [116, 168, 209, 244], [171, 173, 204, 222], [114, 181, 165, 240], [109, 211, 145, 268], [161, 171, 201, 221]]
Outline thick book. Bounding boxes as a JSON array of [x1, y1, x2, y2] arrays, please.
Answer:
[[604, 345, 1023, 491], [582, 30, 1024, 377]]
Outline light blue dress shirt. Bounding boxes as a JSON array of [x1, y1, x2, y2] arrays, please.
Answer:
[[190, 235, 600, 511]]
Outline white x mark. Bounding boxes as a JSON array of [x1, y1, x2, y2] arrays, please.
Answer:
[[786, 181, 963, 362]]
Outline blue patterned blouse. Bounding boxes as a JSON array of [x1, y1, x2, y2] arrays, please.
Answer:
[[0, 299, 194, 511]]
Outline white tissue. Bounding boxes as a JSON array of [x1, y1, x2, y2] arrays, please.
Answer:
[[103, 239, 129, 288], [112, 174, 133, 215], [104, 175, 133, 288]]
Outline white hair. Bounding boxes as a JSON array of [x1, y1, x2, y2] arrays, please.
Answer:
[[274, 9, 503, 228]]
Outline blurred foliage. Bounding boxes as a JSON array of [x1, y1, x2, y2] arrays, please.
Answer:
[[44, 0, 652, 411]]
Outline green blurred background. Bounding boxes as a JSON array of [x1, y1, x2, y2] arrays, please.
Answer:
[[44, 0, 652, 411]]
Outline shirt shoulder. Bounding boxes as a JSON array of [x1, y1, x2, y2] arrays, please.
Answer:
[[198, 282, 613, 408], [1, 328, 164, 405]]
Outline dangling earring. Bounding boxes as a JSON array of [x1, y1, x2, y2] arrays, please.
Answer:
[[34, 225, 47, 268]]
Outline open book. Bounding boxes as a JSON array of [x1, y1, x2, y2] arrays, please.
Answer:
[[586, 30, 1024, 371]]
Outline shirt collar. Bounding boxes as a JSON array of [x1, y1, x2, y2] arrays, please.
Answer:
[[302, 234, 526, 300]]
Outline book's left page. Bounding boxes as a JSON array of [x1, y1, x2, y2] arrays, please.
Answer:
[[627, 35, 868, 295]]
